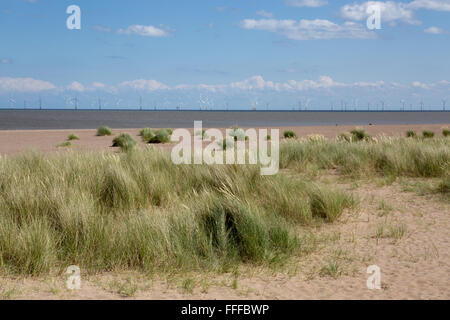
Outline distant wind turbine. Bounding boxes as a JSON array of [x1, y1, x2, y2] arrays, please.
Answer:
[[9, 98, 16, 109]]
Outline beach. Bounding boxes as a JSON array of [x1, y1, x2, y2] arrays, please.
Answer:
[[0, 123, 448, 155], [0, 121, 448, 300]]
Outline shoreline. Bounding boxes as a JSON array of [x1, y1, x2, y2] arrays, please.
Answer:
[[1, 110, 449, 130]]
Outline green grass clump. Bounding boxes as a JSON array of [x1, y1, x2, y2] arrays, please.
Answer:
[[67, 134, 79, 141], [283, 130, 297, 139], [406, 130, 417, 138], [97, 126, 113, 136], [422, 131, 435, 139], [139, 128, 155, 142], [57, 142, 71, 148], [350, 128, 371, 141], [112, 133, 137, 152], [0, 148, 355, 276], [148, 129, 171, 144], [442, 129, 450, 137]]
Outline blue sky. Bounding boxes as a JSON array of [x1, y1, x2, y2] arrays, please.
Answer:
[[0, 0, 449, 110]]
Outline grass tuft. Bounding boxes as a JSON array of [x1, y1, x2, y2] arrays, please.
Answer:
[[283, 130, 297, 139], [422, 130, 435, 139], [97, 126, 113, 136], [350, 128, 371, 142], [139, 128, 155, 142], [148, 129, 171, 144], [67, 134, 79, 141], [112, 133, 137, 152], [57, 142, 71, 148]]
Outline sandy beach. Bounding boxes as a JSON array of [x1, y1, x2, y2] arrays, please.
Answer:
[[0, 123, 448, 155]]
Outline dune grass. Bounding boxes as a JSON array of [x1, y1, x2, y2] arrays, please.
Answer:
[[0, 148, 356, 276], [280, 136, 449, 179], [148, 129, 171, 144], [97, 126, 113, 137], [443, 128, 450, 137], [1, 135, 447, 277], [67, 134, 79, 141], [139, 128, 155, 142], [283, 130, 297, 139], [112, 133, 137, 152], [56, 141, 72, 148]]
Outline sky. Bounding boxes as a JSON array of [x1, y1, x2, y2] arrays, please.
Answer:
[[0, 0, 449, 110]]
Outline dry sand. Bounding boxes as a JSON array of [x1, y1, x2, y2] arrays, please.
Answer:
[[0, 124, 448, 155]]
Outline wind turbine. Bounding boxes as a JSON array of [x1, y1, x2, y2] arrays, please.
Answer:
[[401, 99, 405, 112], [115, 98, 123, 109], [9, 98, 16, 109], [442, 99, 447, 111]]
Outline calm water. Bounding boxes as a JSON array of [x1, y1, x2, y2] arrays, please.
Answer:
[[0, 110, 449, 130]]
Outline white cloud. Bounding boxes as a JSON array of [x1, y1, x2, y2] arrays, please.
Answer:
[[92, 82, 106, 89], [340, 1, 421, 25], [0, 77, 56, 92], [117, 25, 171, 37], [240, 18, 375, 40], [256, 10, 274, 18], [424, 26, 445, 34], [412, 80, 450, 89], [229, 75, 380, 91], [67, 81, 85, 92], [285, 0, 328, 7], [412, 81, 430, 89], [119, 79, 169, 91], [408, 0, 450, 12], [0, 58, 12, 64]]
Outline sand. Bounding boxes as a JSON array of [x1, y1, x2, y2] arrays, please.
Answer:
[[0, 124, 448, 155]]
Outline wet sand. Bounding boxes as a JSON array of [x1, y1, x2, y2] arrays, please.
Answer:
[[0, 110, 449, 130]]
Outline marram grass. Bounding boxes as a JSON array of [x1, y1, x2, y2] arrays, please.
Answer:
[[0, 147, 354, 276], [280, 136, 449, 178]]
